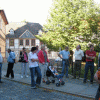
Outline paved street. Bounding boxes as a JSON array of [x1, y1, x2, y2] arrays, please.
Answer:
[[0, 79, 90, 100]]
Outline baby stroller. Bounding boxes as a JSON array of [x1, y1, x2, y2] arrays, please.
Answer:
[[46, 64, 65, 87]]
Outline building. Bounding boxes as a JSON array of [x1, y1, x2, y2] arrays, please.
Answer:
[[6, 22, 43, 60], [0, 9, 8, 58]]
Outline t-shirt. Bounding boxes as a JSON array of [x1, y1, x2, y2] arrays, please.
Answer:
[[86, 50, 96, 62], [74, 49, 84, 60], [28, 52, 38, 68], [59, 50, 70, 59]]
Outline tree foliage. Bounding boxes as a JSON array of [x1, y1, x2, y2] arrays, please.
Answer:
[[36, 0, 100, 51]]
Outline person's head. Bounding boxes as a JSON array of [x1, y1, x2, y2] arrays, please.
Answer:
[[8, 49, 11, 53], [76, 45, 80, 50], [36, 45, 39, 50], [90, 45, 94, 51], [23, 47, 26, 52], [31, 47, 37, 53], [65, 46, 69, 51], [41, 45, 45, 51], [78, 45, 81, 49]]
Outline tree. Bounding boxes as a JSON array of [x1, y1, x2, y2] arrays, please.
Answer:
[[36, 0, 100, 51]]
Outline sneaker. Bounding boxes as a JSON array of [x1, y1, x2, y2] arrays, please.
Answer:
[[25, 75, 28, 78], [4, 75, 9, 78], [31, 86, 37, 89], [21, 76, 23, 78]]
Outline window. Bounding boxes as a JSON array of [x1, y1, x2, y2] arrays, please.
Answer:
[[31, 39, 35, 46], [9, 29, 14, 35], [20, 39, 23, 46], [26, 39, 29, 46], [9, 39, 14, 46]]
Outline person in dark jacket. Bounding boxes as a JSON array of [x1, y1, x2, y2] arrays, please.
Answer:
[[19, 47, 28, 78]]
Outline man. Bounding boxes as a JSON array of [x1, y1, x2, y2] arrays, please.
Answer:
[[0, 48, 3, 83], [73, 45, 84, 79], [4, 49, 15, 79], [83, 45, 96, 84], [58, 46, 70, 78]]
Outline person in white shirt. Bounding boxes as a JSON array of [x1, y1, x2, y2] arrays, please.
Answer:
[[0, 48, 3, 83], [28, 47, 41, 89], [73, 45, 84, 79]]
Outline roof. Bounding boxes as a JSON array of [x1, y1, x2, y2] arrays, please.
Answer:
[[6, 22, 43, 39], [0, 9, 8, 25]]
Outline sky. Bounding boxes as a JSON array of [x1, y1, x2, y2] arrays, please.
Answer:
[[0, 0, 53, 25], [0, 0, 100, 26]]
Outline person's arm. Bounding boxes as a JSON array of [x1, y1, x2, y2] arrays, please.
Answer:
[[58, 51, 63, 59]]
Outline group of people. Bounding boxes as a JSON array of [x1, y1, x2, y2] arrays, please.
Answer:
[[0, 44, 99, 89]]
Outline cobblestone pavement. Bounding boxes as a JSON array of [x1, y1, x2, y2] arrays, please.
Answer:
[[0, 79, 90, 100]]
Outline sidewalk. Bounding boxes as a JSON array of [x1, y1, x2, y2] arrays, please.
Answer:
[[1, 70, 98, 99]]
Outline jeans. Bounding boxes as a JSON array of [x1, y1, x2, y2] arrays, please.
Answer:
[[21, 63, 28, 76], [30, 66, 41, 87], [0, 63, 2, 82], [84, 62, 94, 82], [61, 60, 69, 77]]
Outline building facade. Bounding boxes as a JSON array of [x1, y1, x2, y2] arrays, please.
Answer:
[[6, 22, 43, 60], [0, 9, 8, 58]]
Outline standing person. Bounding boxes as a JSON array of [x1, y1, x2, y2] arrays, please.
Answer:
[[38, 45, 50, 83], [28, 47, 41, 89], [19, 47, 28, 78], [0, 48, 3, 83], [58, 46, 70, 78], [73, 45, 84, 79], [4, 49, 15, 79], [83, 45, 96, 84]]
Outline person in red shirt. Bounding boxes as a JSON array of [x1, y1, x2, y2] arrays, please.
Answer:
[[38, 45, 49, 83], [83, 45, 96, 84]]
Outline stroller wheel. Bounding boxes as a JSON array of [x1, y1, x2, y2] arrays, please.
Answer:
[[52, 80, 55, 83], [56, 83, 60, 87], [46, 80, 50, 85], [61, 81, 65, 85]]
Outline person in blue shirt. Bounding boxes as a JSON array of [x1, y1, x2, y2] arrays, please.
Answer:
[[58, 46, 70, 78], [4, 49, 15, 79]]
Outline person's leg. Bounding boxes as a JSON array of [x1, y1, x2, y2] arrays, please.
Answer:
[[78, 61, 81, 78], [25, 63, 28, 77], [6, 63, 10, 77], [36, 66, 42, 85], [44, 63, 48, 80], [66, 60, 69, 77], [0, 64, 2, 82], [61, 60, 66, 77], [39, 63, 45, 82], [21, 63, 25, 77], [73, 61, 77, 78], [83, 62, 89, 82], [30, 68, 36, 87], [90, 62, 94, 82], [10, 63, 14, 78]]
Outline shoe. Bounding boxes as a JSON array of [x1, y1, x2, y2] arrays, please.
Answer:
[[25, 75, 28, 78], [31, 86, 37, 89], [83, 80, 86, 83], [21, 76, 23, 78], [4, 75, 9, 78], [0, 81, 3, 83]]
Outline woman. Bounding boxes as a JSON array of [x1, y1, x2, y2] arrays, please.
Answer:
[[38, 45, 50, 83], [19, 47, 28, 78], [28, 47, 41, 89]]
